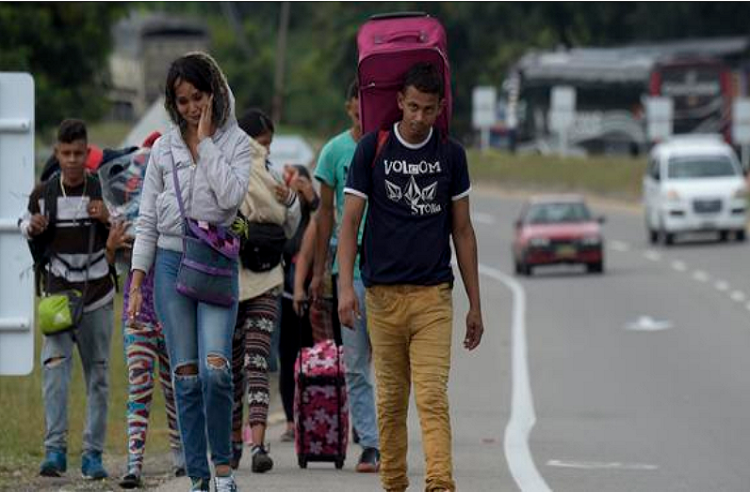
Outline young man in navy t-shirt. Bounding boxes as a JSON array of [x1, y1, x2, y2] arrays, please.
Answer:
[[338, 62, 484, 492]]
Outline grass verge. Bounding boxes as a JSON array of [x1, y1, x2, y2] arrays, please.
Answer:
[[0, 293, 173, 488], [467, 149, 648, 201]]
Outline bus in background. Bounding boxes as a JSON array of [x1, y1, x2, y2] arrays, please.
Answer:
[[649, 58, 734, 142], [504, 36, 750, 155]]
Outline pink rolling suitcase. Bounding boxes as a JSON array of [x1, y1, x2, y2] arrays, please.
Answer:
[[294, 339, 349, 469], [357, 12, 452, 136]]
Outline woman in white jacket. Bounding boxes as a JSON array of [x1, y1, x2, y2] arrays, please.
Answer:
[[129, 52, 253, 492], [229, 109, 301, 473]]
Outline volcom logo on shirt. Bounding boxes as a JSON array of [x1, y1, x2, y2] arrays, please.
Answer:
[[384, 160, 442, 176], [385, 176, 441, 216]]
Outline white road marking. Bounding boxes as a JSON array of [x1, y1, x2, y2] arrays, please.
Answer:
[[644, 250, 662, 262], [472, 212, 496, 225], [478, 264, 552, 492], [715, 281, 730, 292], [547, 460, 658, 471], [625, 316, 673, 332], [692, 271, 709, 282], [608, 240, 630, 252], [671, 260, 687, 272], [730, 291, 746, 303]]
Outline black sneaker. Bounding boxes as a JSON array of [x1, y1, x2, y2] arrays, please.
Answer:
[[119, 473, 142, 489], [356, 447, 380, 473], [251, 445, 273, 473]]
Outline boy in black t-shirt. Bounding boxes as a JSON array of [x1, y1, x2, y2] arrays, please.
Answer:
[[338, 62, 484, 492]]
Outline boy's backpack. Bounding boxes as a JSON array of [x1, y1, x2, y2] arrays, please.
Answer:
[[357, 12, 452, 136]]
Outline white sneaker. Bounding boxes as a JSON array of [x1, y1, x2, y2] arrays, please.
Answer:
[[214, 474, 238, 492]]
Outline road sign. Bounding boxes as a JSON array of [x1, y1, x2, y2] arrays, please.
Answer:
[[0, 72, 35, 376], [472, 86, 497, 152], [733, 99, 750, 169], [732, 99, 750, 144], [548, 86, 576, 156], [646, 96, 673, 142], [472, 86, 497, 129], [548, 85, 576, 132]]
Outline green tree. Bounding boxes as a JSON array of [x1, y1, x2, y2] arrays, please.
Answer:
[[0, 3, 124, 132]]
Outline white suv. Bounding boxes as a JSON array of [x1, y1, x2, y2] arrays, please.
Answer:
[[643, 134, 747, 245]]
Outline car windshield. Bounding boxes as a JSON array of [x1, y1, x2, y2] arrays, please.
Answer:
[[667, 156, 739, 179], [525, 202, 591, 224]]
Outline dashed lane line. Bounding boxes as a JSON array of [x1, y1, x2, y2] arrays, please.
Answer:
[[715, 281, 730, 292], [731, 291, 746, 303], [671, 260, 687, 272], [644, 250, 662, 262], [692, 271, 710, 282]]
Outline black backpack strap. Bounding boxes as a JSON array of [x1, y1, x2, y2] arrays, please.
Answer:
[[44, 174, 59, 231], [32, 176, 60, 296]]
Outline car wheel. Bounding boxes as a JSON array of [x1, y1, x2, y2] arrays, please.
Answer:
[[737, 230, 746, 242], [648, 228, 658, 244], [661, 230, 674, 246], [719, 230, 729, 242], [518, 257, 532, 276], [514, 260, 523, 275], [587, 261, 604, 274]]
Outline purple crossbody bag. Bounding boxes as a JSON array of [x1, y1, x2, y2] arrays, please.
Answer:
[[171, 161, 239, 307]]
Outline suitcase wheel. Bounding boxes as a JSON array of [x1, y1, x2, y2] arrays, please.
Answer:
[[298, 456, 308, 469], [335, 458, 344, 470]]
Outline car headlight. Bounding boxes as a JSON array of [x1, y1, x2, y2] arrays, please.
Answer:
[[580, 236, 602, 246], [734, 186, 748, 199], [528, 237, 550, 247], [665, 189, 681, 201]]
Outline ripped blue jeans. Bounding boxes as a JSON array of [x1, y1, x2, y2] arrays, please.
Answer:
[[154, 248, 238, 480]]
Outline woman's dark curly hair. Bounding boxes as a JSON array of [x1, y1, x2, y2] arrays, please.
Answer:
[[164, 52, 231, 132]]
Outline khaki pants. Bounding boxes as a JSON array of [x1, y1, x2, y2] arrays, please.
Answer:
[[366, 283, 455, 492]]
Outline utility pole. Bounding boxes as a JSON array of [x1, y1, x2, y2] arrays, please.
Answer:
[[221, 2, 252, 60], [272, 1, 290, 125]]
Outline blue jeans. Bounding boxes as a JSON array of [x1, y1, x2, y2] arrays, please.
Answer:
[[154, 248, 237, 480], [42, 301, 114, 453], [341, 279, 379, 449]]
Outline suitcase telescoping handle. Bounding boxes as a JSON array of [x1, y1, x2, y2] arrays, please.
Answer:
[[374, 30, 428, 44], [369, 11, 429, 21]]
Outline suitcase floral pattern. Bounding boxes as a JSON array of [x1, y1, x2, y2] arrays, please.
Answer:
[[294, 339, 349, 468]]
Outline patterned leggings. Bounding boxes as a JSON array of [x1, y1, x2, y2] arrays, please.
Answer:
[[123, 321, 181, 474], [232, 292, 280, 437]]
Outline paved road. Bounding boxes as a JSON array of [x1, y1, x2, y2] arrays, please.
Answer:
[[155, 189, 750, 491]]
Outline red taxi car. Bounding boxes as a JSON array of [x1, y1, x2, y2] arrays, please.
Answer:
[[512, 195, 605, 275]]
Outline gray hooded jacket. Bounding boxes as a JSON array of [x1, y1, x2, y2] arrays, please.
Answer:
[[131, 88, 255, 274]]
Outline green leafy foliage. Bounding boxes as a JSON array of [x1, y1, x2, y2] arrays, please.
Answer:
[[0, 3, 125, 130], [5, 2, 750, 137]]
